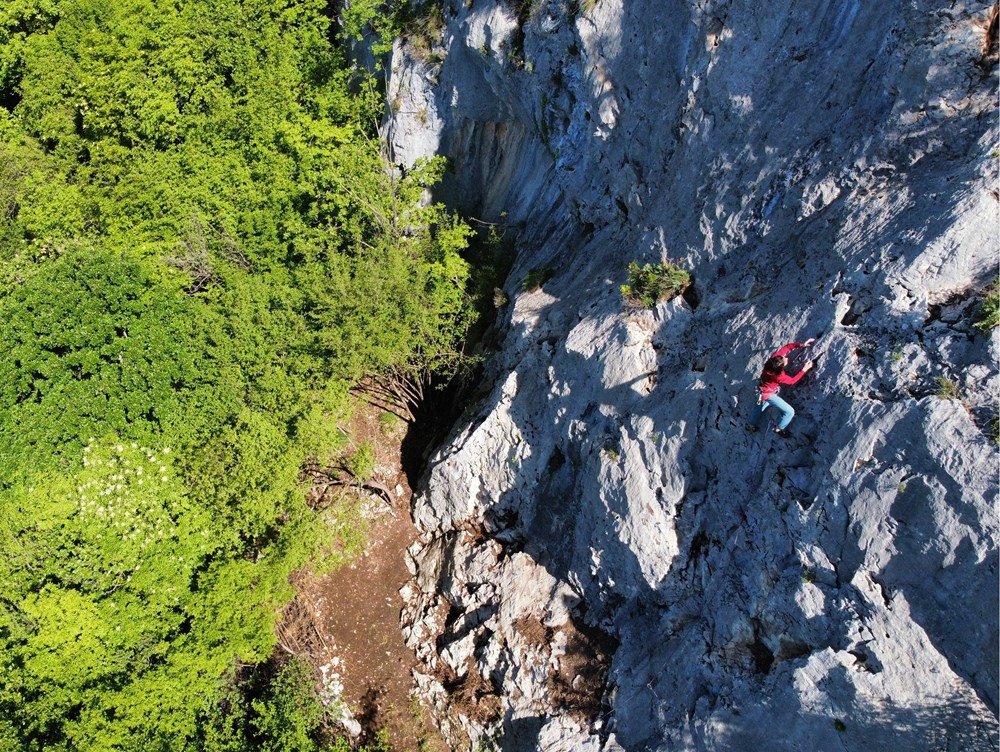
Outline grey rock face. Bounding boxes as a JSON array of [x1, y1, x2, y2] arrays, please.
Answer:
[[387, 0, 1000, 749]]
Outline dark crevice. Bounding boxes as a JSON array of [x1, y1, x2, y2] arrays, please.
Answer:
[[614, 197, 629, 219], [687, 531, 710, 565], [840, 296, 864, 325], [749, 629, 775, 675], [682, 278, 700, 309], [400, 365, 484, 490]]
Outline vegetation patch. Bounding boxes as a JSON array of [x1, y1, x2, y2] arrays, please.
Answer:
[[975, 278, 999, 332], [399, 0, 447, 63], [620, 260, 692, 308], [466, 223, 516, 327], [522, 266, 553, 292], [935, 376, 960, 400], [348, 441, 378, 484], [0, 0, 478, 748]]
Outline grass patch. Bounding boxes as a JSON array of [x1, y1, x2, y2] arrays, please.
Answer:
[[398, 0, 447, 62], [935, 376, 959, 400], [975, 278, 1000, 332], [377, 410, 401, 434]]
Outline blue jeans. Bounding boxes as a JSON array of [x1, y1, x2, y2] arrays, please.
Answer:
[[751, 393, 795, 430]]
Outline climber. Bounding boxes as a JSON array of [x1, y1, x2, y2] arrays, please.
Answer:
[[747, 338, 816, 437]]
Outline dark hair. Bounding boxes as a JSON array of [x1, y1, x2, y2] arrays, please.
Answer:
[[763, 355, 786, 374]]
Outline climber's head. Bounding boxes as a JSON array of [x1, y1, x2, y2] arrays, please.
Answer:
[[764, 355, 788, 374]]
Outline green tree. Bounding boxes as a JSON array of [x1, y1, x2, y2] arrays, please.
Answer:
[[0, 0, 474, 748]]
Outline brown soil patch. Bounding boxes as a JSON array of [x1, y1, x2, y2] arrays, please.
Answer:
[[285, 402, 448, 751], [549, 616, 619, 721], [513, 614, 551, 647]]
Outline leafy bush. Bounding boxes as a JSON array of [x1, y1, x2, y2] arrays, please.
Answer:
[[620, 260, 691, 308], [201, 658, 370, 752]]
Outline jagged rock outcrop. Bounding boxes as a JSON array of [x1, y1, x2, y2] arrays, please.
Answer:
[[387, 0, 1000, 749]]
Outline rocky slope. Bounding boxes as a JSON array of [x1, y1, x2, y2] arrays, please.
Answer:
[[385, 0, 1000, 749]]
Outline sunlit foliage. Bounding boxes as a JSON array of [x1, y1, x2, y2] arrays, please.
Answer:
[[0, 0, 470, 748]]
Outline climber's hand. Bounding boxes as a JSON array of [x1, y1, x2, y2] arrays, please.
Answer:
[[804, 337, 816, 347], [802, 360, 815, 372]]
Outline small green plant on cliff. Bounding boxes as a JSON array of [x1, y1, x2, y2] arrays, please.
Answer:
[[935, 376, 959, 400], [620, 260, 691, 309], [406, 1, 446, 60], [476, 727, 505, 752], [522, 267, 552, 292], [975, 279, 1000, 332]]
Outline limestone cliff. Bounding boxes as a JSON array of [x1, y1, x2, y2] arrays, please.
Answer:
[[385, 0, 1000, 749]]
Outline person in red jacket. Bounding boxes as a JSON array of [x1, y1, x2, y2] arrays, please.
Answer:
[[747, 338, 815, 437]]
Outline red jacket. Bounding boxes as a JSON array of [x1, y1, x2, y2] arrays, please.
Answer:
[[758, 342, 807, 399]]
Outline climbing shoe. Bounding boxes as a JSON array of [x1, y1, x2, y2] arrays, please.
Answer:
[[774, 428, 791, 438], [746, 424, 758, 433]]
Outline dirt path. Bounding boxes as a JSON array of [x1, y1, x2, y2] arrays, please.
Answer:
[[315, 508, 443, 749], [293, 407, 448, 751]]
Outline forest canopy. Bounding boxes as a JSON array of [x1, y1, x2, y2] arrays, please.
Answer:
[[0, 0, 471, 749]]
